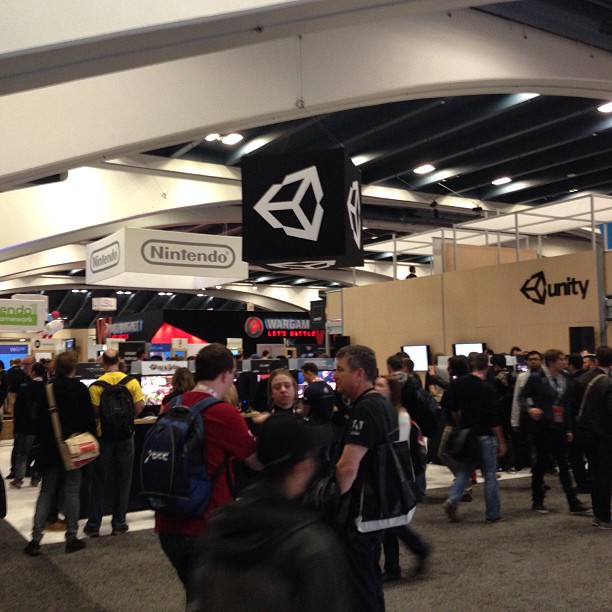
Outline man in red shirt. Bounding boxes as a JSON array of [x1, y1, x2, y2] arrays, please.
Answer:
[[155, 343, 260, 606]]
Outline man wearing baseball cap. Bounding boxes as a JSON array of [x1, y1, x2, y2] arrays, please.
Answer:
[[196, 415, 354, 611]]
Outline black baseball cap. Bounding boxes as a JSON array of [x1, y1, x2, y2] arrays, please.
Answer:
[[257, 415, 333, 475]]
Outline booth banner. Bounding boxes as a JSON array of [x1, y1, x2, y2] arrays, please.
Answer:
[[86, 228, 248, 289], [140, 361, 189, 375], [92, 297, 117, 312], [242, 148, 363, 267], [0, 298, 47, 332]]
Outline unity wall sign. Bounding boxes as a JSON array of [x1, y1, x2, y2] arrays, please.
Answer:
[[520, 271, 590, 305]]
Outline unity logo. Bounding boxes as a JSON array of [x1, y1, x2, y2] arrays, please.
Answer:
[[346, 180, 361, 248], [520, 271, 589, 305], [254, 166, 324, 241]]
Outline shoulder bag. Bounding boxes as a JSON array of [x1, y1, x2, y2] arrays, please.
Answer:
[[444, 425, 479, 465], [45, 383, 100, 471], [354, 398, 416, 533]]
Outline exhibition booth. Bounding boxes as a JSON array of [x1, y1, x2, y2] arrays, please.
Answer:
[[329, 248, 608, 365]]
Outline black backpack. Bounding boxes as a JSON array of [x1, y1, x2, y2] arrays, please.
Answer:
[[92, 376, 137, 440]]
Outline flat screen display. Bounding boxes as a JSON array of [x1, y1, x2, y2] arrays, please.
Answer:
[[140, 374, 174, 405], [0, 344, 29, 369], [453, 342, 486, 356], [295, 370, 336, 398], [400, 345, 430, 371]]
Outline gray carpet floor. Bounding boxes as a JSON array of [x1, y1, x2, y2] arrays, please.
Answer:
[[1, 473, 609, 611]]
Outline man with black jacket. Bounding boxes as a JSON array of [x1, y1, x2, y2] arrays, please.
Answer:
[[198, 416, 353, 611], [574, 346, 612, 529], [519, 349, 590, 515]]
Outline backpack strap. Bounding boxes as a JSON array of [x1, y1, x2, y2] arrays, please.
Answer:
[[118, 375, 136, 387], [186, 396, 235, 499], [91, 379, 110, 389], [577, 374, 607, 422]]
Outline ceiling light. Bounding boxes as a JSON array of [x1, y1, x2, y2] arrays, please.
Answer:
[[116, 290, 124, 294], [492, 177, 512, 186], [220, 133, 243, 145], [205, 133, 220, 141], [598, 102, 612, 113], [414, 164, 435, 175], [197, 293, 205, 297], [569, 188, 579, 193], [215, 285, 222, 289]]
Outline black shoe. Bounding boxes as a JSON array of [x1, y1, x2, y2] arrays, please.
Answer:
[[485, 516, 506, 523], [83, 528, 99, 538], [381, 570, 401, 583], [111, 525, 129, 536], [532, 503, 550, 514], [413, 549, 430, 576], [6, 472, 15, 480], [65, 539, 86, 554], [569, 501, 591, 515], [23, 541, 41, 556], [443, 500, 460, 522]]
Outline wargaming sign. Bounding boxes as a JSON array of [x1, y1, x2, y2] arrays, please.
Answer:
[[242, 148, 363, 267], [86, 228, 248, 290], [520, 271, 589, 305], [244, 316, 320, 339]]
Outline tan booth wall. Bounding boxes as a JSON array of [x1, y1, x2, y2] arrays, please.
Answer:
[[339, 250, 602, 366]]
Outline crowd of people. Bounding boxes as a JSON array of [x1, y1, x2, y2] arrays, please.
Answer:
[[1, 341, 611, 612]]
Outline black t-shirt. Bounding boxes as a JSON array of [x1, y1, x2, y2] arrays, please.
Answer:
[[440, 373, 501, 435], [341, 391, 397, 516], [7, 366, 26, 393], [303, 381, 335, 424]]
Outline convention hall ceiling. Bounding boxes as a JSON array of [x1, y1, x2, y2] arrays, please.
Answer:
[[12, 1, 612, 326]]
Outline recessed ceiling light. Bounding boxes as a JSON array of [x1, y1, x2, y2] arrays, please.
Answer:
[[205, 133, 220, 141], [569, 188, 579, 193], [220, 133, 243, 145], [414, 164, 435, 174], [492, 177, 512, 186], [598, 102, 612, 113], [215, 285, 222, 289]]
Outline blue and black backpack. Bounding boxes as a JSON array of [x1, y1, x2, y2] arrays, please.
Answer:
[[140, 395, 225, 517]]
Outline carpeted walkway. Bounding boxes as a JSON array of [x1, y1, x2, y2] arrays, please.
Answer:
[[1, 472, 609, 611]]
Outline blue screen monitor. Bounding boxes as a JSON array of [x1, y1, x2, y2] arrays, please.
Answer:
[[0, 344, 28, 369]]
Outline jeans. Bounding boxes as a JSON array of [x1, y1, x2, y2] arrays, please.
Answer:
[[159, 533, 206, 607], [85, 436, 134, 531], [32, 465, 82, 542], [447, 435, 501, 520], [14, 433, 36, 482]]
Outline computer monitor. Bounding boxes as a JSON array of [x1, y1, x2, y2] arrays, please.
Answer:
[[400, 345, 430, 371], [453, 342, 486, 356]]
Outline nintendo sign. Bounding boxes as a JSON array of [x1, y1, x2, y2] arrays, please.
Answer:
[[92, 297, 117, 312]]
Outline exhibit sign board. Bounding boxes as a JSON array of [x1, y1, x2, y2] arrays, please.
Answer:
[[242, 148, 363, 267], [86, 228, 248, 289], [0, 297, 47, 332]]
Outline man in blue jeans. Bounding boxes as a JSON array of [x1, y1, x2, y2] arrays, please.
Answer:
[[442, 353, 507, 523], [84, 349, 144, 536]]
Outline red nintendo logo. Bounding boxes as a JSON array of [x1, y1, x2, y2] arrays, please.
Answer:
[[244, 316, 264, 338]]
